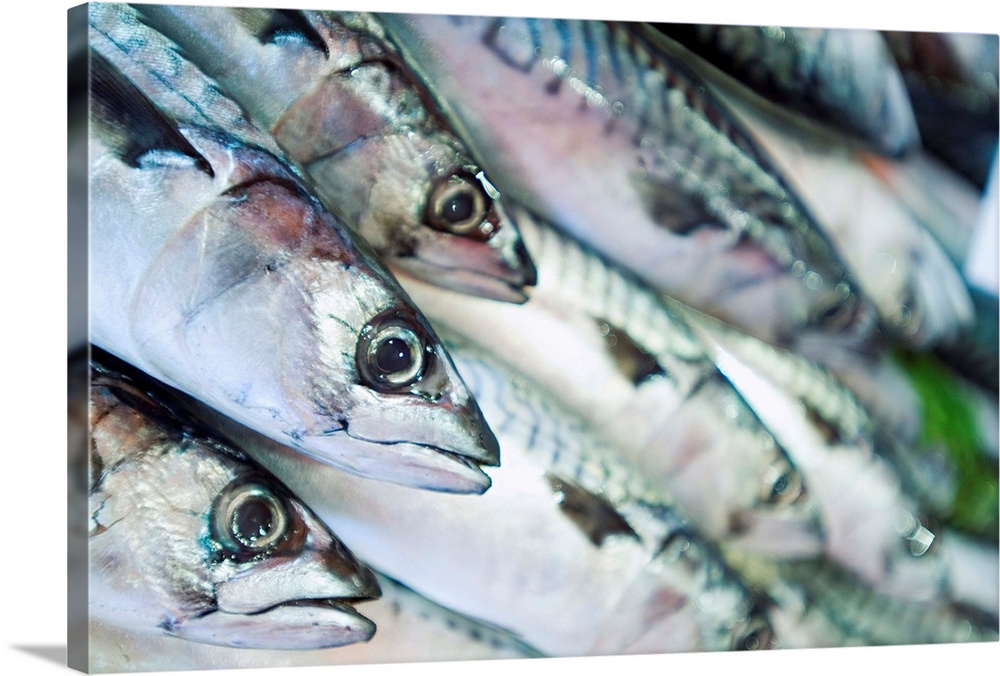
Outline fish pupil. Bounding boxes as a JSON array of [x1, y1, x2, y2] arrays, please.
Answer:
[[236, 498, 275, 542], [443, 191, 474, 223], [375, 337, 413, 375]]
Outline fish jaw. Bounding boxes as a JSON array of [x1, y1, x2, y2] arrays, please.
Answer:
[[389, 196, 538, 304], [168, 600, 376, 650]]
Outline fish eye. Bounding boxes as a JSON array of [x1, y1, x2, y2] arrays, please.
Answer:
[[735, 615, 775, 651], [214, 482, 289, 555], [812, 291, 859, 332], [760, 460, 804, 506], [425, 172, 489, 235], [357, 309, 433, 392]]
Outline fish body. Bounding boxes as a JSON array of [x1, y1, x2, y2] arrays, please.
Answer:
[[192, 342, 773, 657], [379, 14, 876, 361], [396, 205, 824, 558], [133, 3, 536, 303], [694, 74, 976, 350], [722, 549, 999, 649], [88, 5, 499, 493], [655, 24, 921, 157], [86, 357, 380, 653]]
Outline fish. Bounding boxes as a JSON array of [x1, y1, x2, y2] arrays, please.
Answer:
[[86, 354, 381, 652], [680, 308, 998, 616], [378, 14, 878, 363], [131, 3, 537, 303], [184, 339, 775, 657], [394, 204, 825, 558], [67, 348, 90, 671], [87, 7, 500, 494], [652, 24, 921, 157], [682, 58, 976, 350]]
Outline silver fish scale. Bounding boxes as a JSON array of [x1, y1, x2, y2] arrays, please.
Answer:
[[718, 323, 872, 440], [375, 573, 544, 657], [790, 563, 995, 645]]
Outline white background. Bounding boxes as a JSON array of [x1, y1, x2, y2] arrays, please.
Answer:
[[2, 0, 998, 675]]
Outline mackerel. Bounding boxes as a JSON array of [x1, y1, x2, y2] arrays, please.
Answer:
[[654, 24, 921, 157], [681, 310, 998, 615], [86, 573, 543, 672], [397, 204, 824, 558], [86, 356, 380, 653], [681, 56, 976, 350], [722, 548, 998, 648]]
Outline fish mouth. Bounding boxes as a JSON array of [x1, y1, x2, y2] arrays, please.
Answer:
[[396, 227, 538, 305], [172, 597, 377, 650], [334, 430, 495, 495], [405, 261, 533, 304]]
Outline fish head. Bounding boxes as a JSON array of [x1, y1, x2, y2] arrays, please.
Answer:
[[312, 125, 537, 304], [87, 372, 380, 650], [111, 123, 500, 495], [649, 374, 824, 556], [171, 468, 381, 650]]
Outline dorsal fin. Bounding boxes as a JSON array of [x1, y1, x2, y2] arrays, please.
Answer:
[[89, 49, 213, 176], [241, 7, 329, 58], [546, 474, 639, 546]]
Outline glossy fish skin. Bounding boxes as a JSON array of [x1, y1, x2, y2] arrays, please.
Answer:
[[88, 7, 500, 494], [722, 550, 999, 649], [396, 205, 824, 559], [133, 4, 536, 303], [87, 358, 381, 652], [655, 24, 921, 157], [190, 341, 774, 657], [379, 14, 877, 362], [677, 53, 976, 351]]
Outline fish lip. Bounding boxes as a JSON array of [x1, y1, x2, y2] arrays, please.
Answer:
[[177, 596, 378, 649], [332, 429, 496, 494], [248, 596, 378, 617], [393, 251, 536, 304], [418, 263, 533, 304]]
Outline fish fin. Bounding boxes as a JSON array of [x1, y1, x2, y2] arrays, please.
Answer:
[[239, 7, 329, 58], [595, 317, 667, 385], [546, 474, 639, 546], [89, 50, 213, 176]]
